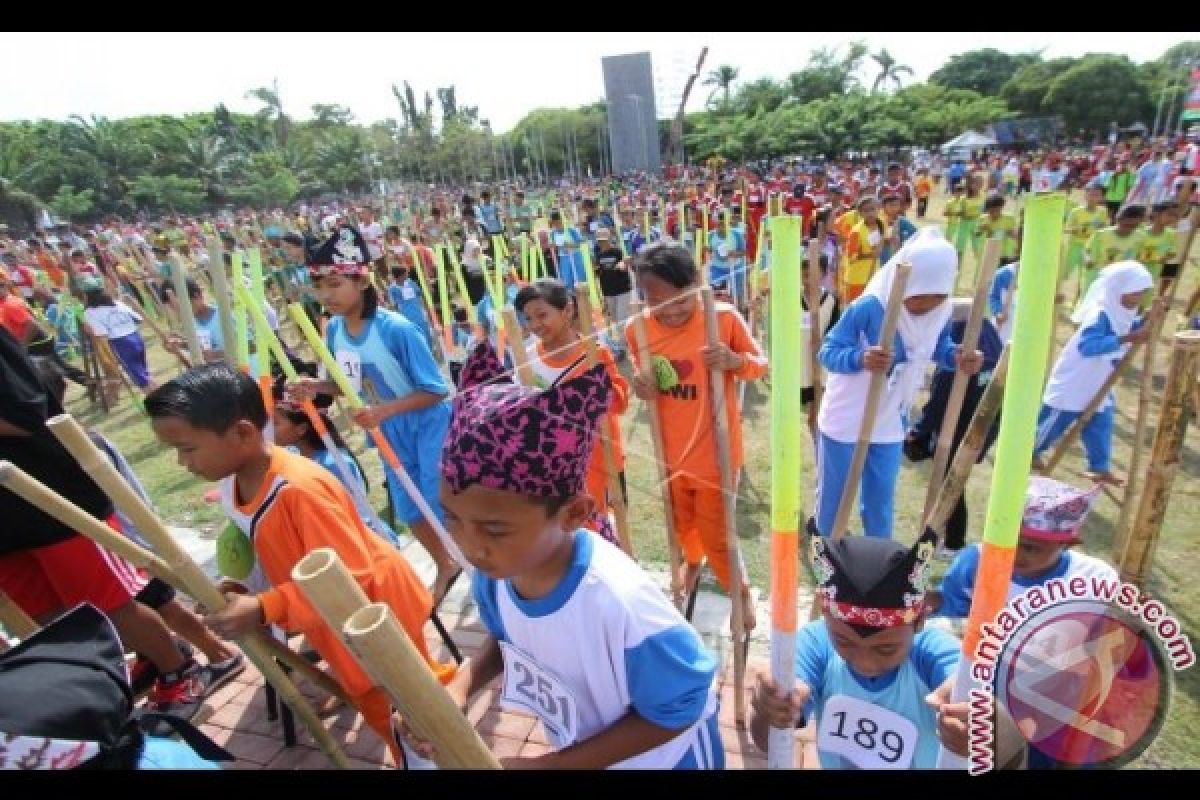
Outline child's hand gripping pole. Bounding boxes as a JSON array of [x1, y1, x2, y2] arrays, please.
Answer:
[[443, 237, 483, 341], [293, 549, 501, 769], [237, 285, 389, 540], [574, 286, 635, 558], [700, 286, 750, 726], [286, 303, 469, 572], [0, 430, 353, 769]]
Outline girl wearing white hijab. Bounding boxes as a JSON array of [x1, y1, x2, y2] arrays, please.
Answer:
[[1033, 261, 1153, 483], [815, 228, 982, 538]]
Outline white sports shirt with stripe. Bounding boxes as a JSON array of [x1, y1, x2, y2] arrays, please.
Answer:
[[473, 529, 722, 768]]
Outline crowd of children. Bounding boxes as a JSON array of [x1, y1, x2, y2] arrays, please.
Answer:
[[1, 129, 1196, 772]]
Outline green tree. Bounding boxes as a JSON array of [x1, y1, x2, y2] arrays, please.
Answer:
[[129, 174, 206, 213], [1000, 57, 1078, 115], [1043, 55, 1153, 135], [49, 184, 95, 220], [931, 48, 1042, 96], [733, 78, 787, 114]]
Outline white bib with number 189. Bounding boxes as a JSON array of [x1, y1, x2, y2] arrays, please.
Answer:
[[817, 694, 917, 769], [499, 641, 579, 749]]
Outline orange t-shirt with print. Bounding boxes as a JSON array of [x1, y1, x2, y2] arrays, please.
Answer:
[[625, 300, 767, 481], [245, 447, 453, 700]]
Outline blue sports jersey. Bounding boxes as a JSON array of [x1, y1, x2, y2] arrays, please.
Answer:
[[795, 620, 959, 769]]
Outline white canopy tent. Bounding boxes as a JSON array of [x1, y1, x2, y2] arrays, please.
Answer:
[[940, 130, 998, 160]]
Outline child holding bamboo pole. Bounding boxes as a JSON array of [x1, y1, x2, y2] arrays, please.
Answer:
[[513, 278, 628, 547], [291, 225, 460, 602], [815, 229, 982, 539], [144, 363, 454, 760], [1032, 261, 1154, 484], [404, 343, 722, 768], [624, 243, 766, 631]]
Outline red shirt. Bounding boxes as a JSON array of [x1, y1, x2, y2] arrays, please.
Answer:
[[784, 195, 816, 231], [0, 294, 34, 341]]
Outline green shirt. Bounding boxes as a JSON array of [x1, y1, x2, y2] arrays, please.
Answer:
[[1086, 226, 1146, 270]]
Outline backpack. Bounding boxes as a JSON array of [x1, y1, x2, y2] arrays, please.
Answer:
[[0, 604, 232, 769]]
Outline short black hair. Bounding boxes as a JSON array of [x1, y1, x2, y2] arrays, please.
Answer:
[[281, 233, 305, 248], [1117, 204, 1146, 221], [632, 243, 697, 289], [984, 193, 1006, 212], [452, 305, 469, 323], [514, 278, 573, 315], [390, 266, 408, 280], [185, 278, 203, 300], [145, 363, 267, 433], [1151, 202, 1174, 214]]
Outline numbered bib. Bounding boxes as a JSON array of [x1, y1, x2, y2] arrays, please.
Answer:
[[817, 694, 918, 769], [197, 330, 213, 351], [401, 286, 417, 301], [499, 641, 579, 749], [868, 231, 882, 248], [336, 349, 363, 394]]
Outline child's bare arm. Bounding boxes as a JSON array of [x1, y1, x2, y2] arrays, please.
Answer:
[[520, 711, 686, 769]]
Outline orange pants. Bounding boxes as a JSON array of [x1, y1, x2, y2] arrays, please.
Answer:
[[668, 473, 737, 592], [356, 687, 404, 765], [841, 282, 866, 305]]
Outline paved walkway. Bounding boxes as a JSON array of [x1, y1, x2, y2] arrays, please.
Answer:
[[170, 527, 818, 769]]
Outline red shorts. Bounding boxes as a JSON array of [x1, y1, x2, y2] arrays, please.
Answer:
[[0, 516, 148, 619]]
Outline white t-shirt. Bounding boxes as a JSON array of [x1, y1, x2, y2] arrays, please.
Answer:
[[84, 302, 141, 339]]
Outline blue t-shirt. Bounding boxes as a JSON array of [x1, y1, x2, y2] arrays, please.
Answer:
[[324, 309, 451, 449], [387, 278, 432, 342], [795, 619, 960, 769]]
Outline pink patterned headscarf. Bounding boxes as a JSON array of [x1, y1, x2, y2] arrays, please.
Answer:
[[442, 342, 612, 499]]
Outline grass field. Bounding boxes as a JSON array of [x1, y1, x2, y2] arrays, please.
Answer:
[[65, 189, 1199, 768]]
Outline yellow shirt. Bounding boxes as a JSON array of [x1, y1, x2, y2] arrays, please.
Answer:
[[976, 213, 1019, 260], [944, 197, 963, 220], [843, 219, 882, 288], [1065, 205, 1109, 245], [1086, 226, 1147, 269], [960, 195, 985, 221], [1137, 227, 1178, 279]]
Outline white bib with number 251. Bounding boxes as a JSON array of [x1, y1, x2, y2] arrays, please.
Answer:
[[499, 641, 579, 749], [817, 694, 917, 769]]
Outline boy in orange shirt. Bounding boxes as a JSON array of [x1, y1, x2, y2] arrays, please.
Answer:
[[914, 168, 933, 219], [145, 364, 453, 765], [625, 243, 767, 630]]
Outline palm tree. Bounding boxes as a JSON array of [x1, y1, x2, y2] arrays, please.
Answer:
[[703, 65, 740, 110], [871, 48, 914, 91], [245, 79, 290, 148], [66, 115, 152, 211]]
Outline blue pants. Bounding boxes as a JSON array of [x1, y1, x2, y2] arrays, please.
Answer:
[[379, 406, 450, 527], [815, 432, 902, 538], [1033, 403, 1114, 472]]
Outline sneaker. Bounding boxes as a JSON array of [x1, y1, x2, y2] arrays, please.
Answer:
[[145, 661, 210, 735], [200, 653, 245, 693], [130, 641, 194, 696]]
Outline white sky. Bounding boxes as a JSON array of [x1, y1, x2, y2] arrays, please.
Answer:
[[1, 32, 1195, 133]]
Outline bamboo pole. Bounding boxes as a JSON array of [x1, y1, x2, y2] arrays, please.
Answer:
[[34, 417, 352, 767], [0, 588, 39, 647], [631, 301, 685, 607], [574, 286, 634, 558], [829, 263, 911, 539], [924, 347, 1010, 542], [806, 225, 826, 427], [501, 307, 534, 386], [205, 236, 238, 368], [343, 604, 502, 770], [1117, 331, 1200, 584], [921, 240, 999, 524], [700, 286, 749, 726], [293, 549, 499, 769], [1042, 298, 1165, 475], [167, 253, 205, 365]]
